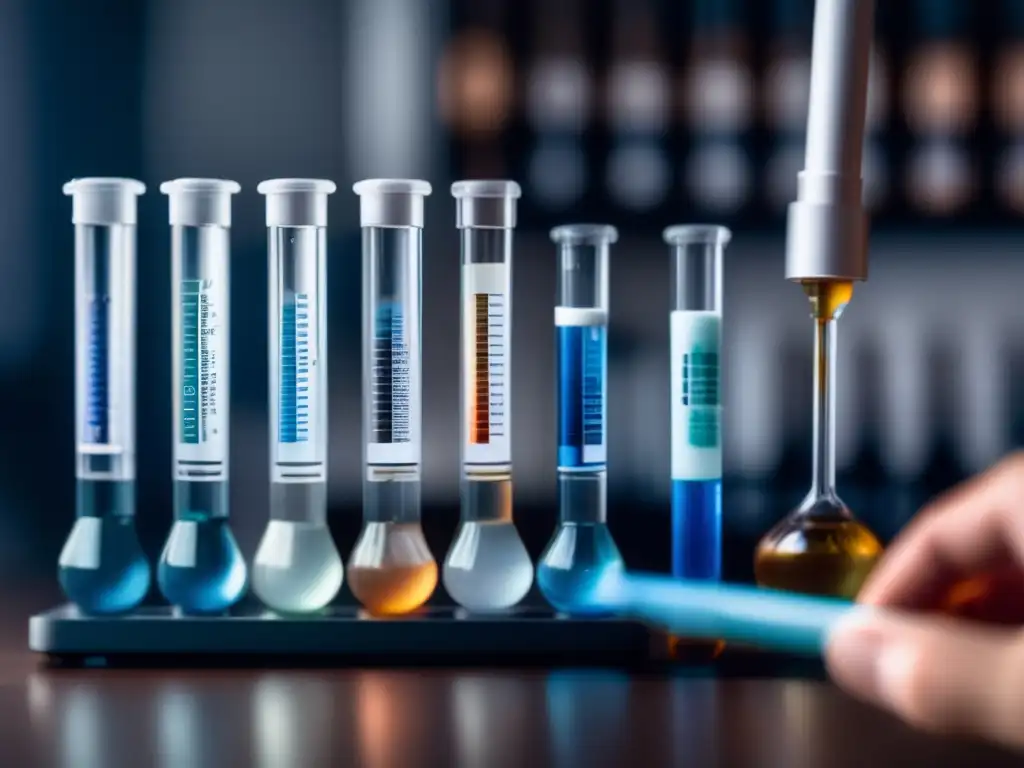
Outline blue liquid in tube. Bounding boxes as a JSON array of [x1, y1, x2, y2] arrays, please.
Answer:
[[158, 274, 247, 615], [536, 520, 623, 616], [672, 480, 722, 581], [541, 314, 620, 615], [158, 509, 248, 615], [670, 311, 722, 583], [60, 479, 151, 615]]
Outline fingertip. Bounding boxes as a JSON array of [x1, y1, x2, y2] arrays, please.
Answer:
[[825, 609, 886, 696]]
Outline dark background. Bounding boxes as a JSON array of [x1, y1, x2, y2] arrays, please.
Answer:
[[3, 0, 1017, 593]]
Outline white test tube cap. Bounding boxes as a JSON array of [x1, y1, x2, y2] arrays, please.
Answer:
[[550, 223, 619, 246], [257, 179, 337, 228], [662, 224, 732, 247], [451, 179, 521, 229], [63, 177, 146, 226], [353, 178, 432, 229], [160, 178, 241, 227]]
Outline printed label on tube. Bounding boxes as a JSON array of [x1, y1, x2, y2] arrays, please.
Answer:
[[275, 289, 324, 482], [77, 291, 126, 480], [463, 263, 510, 466], [177, 278, 226, 480], [367, 301, 420, 465], [556, 307, 607, 470], [671, 311, 721, 480]]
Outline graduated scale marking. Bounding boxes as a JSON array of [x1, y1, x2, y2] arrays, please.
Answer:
[[86, 296, 110, 445], [373, 302, 411, 446], [178, 278, 224, 481], [275, 289, 324, 482], [470, 293, 508, 445]]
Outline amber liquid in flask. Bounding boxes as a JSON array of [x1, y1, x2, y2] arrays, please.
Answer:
[[754, 281, 883, 599]]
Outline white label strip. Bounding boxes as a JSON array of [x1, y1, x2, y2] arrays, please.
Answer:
[[671, 310, 722, 480]]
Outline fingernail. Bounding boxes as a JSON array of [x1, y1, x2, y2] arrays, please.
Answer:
[[827, 612, 919, 713], [826, 616, 886, 698]]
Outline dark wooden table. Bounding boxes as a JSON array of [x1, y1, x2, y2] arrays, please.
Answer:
[[1, 592, 1019, 767]]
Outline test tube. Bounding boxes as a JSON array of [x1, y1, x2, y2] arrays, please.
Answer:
[[253, 179, 342, 614], [348, 179, 437, 616], [537, 224, 624, 615], [157, 178, 247, 615], [442, 180, 533, 612], [665, 225, 729, 582], [59, 178, 150, 615]]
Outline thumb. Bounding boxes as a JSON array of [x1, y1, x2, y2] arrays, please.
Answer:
[[825, 608, 1024, 750]]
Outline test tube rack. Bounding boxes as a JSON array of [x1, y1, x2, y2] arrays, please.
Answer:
[[29, 604, 662, 667], [28, 603, 828, 678]]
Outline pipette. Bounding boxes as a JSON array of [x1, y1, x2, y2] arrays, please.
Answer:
[[581, 570, 862, 656]]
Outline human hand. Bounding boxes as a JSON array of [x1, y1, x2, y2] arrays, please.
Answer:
[[825, 454, 1024, 750]]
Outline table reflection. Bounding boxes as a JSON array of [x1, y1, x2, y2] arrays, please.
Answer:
[[669, 676, 720, 766], [451, 674, 542, 766], [27, 673, 154, 768], [355, 672, 448, 768], [545, 670, 631, 768], [156, 680, 249, 768], [19, 662, 1019, 767], [252, 674, 345, 767]]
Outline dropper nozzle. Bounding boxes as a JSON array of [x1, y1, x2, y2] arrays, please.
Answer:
[[802, 280, 854, 320]]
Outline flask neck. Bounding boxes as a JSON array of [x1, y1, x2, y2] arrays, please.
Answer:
[[802, 281, 852, 504], [558, 471, 607, 524]]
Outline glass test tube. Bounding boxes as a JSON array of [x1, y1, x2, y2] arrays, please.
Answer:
[[442, 180, 534, 612], [348, 179, 437, 616], [157, 179, 247, 615], [665, 225, 729, 582], [537, 224, 624, 616], [252, 179, 343, 614], [59, 178, 150, 615]]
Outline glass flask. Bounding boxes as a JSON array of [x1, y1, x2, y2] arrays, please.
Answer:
[[754, 281, 883, 598], [442, 180, 533, 612]]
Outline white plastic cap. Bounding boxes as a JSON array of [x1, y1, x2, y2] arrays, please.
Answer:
[[662, 224, 732, 247], [353, 178, 432, 229], [451, 179, 522, 229], [160, 178, 241, 227], [63, 177, 146, 226], [257, 179, 337, 228], [550, 223, 619, 246]]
